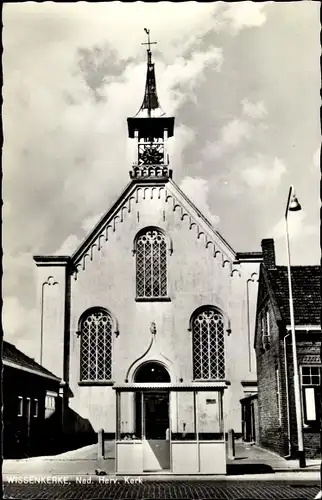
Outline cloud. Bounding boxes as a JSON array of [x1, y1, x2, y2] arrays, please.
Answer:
[[159, 48, 223, 113], [203, 119, 252, 160], [55, 212, 105, 255], [242, 99, 267, 119], [271, 210, 316, 241], [221, 119, 252, 146], [179, 177, 220, 227], [221, 2, 267, 34], [240, 156, 286, 189], [3, 296, 39, 355]]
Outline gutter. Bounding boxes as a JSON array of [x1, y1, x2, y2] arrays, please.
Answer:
[[3, 359, 61, 382]]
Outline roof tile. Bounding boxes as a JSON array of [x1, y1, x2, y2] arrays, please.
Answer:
[[3, 340, 60, 380], [267, 265, 321, 325]]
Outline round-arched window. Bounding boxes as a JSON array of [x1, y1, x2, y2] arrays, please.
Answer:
[[192, 308, 225, 380], [135, 362, 170, 383], [80, 309, 113, 381], [136, 229, 167, 298]]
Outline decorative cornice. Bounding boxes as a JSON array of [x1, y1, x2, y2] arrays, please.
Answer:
[[64, 180, 259, 280], [33, 256, 71, 267], [130, 165, 172, 180], [235, 252, 263, 263]]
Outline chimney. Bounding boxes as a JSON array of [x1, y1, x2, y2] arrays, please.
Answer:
[[261, 239, 276, 269]]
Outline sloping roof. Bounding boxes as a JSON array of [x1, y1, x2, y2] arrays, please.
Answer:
[[267, 265, 321, 325], [3, 340, 61, 381]]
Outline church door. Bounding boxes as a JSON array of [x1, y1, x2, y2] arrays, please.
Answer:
[[142, 391, 170, 471], [134, 362, 171, 471]]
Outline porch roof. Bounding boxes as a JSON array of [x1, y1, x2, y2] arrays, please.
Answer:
[[113, 382, 228, 391]]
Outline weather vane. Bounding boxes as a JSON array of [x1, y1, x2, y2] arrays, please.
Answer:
[[142, 28, 157, 53]]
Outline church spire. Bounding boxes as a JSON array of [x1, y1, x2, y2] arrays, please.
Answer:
[[127, 29, 175, 180], [136, 28, 164, 119]]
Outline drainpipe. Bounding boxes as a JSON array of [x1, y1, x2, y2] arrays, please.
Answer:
[[283, 332, 292, 458], [246, 279, 252, 372]]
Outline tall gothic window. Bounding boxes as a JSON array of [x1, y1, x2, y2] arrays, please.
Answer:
[[192, 308, 225, 380], [80, 308, 113, 382], [136, 228, 168, 299]]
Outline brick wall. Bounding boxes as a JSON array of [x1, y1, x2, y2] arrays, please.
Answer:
[[256, 301, 289, 456], [285, 334, 321, 459]]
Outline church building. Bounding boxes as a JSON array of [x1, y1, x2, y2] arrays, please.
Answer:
[[33, 34, 262, 474]]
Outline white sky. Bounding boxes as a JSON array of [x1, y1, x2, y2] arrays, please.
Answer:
[[3, 2, 320, 356]]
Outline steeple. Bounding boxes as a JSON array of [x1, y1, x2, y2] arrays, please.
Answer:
[[127, 29, 175, 180]]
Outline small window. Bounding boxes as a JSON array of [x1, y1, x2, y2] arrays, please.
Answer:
[[18, 396, 23, 417], [301, 365, 321, 426], [261, 307, 271, 350], [45, 395, 55, 410], [33, 399, 39, 418]]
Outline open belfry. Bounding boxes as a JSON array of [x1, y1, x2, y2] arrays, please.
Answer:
[[34, 30, 262, 474]]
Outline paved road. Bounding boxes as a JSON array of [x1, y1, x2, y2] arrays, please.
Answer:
[[3, 480, 320, 499]]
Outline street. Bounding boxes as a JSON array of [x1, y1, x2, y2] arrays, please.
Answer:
[[3, 479, 320, 499]]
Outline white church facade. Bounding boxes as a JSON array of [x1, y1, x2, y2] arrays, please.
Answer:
[[34, 35, 261, 474]]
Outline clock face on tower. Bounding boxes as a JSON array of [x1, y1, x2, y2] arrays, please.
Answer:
[[138, 143, 164, 165]]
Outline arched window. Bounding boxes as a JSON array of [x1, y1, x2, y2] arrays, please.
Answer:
[[80, 308, 113, 381], [192, 308, 225, 380], [136, 228, 168, 298]]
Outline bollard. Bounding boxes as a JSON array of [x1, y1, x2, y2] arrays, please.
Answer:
[[98, 428, 104, 459], [227, 428, 235, 460]]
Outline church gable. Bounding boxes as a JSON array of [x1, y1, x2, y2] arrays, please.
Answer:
[[69, 179, 238, 281]]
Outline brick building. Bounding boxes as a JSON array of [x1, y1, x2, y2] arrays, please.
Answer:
[[3, 340, 62, 458], [254, 239, 321, 459]]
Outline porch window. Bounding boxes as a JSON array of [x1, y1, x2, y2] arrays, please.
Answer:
[[80, 308, 113, 382], [192, 308, 225, 380], [135, 228, 168, 299], [301, 365, 321, 426]]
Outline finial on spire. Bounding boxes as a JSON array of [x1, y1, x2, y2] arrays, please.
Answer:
[[142, 28, 157, 60]]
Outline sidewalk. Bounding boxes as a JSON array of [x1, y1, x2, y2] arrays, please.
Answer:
[[227, 441, 321, 473], [3, 440, 321, 481]]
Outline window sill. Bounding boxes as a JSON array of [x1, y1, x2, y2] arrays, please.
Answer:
[[78, 380, 115, 387], [303, 424, 321, 432], [135, 297, 171, 302], [191, 379, 230, 385]]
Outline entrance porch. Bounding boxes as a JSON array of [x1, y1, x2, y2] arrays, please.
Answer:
[[114, 382, 227, 475]]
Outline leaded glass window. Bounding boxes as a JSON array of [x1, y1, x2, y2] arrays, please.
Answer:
[[80, 309, 113, 381], [136, 229, 167, 298], [192, 308, 225, 380]]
